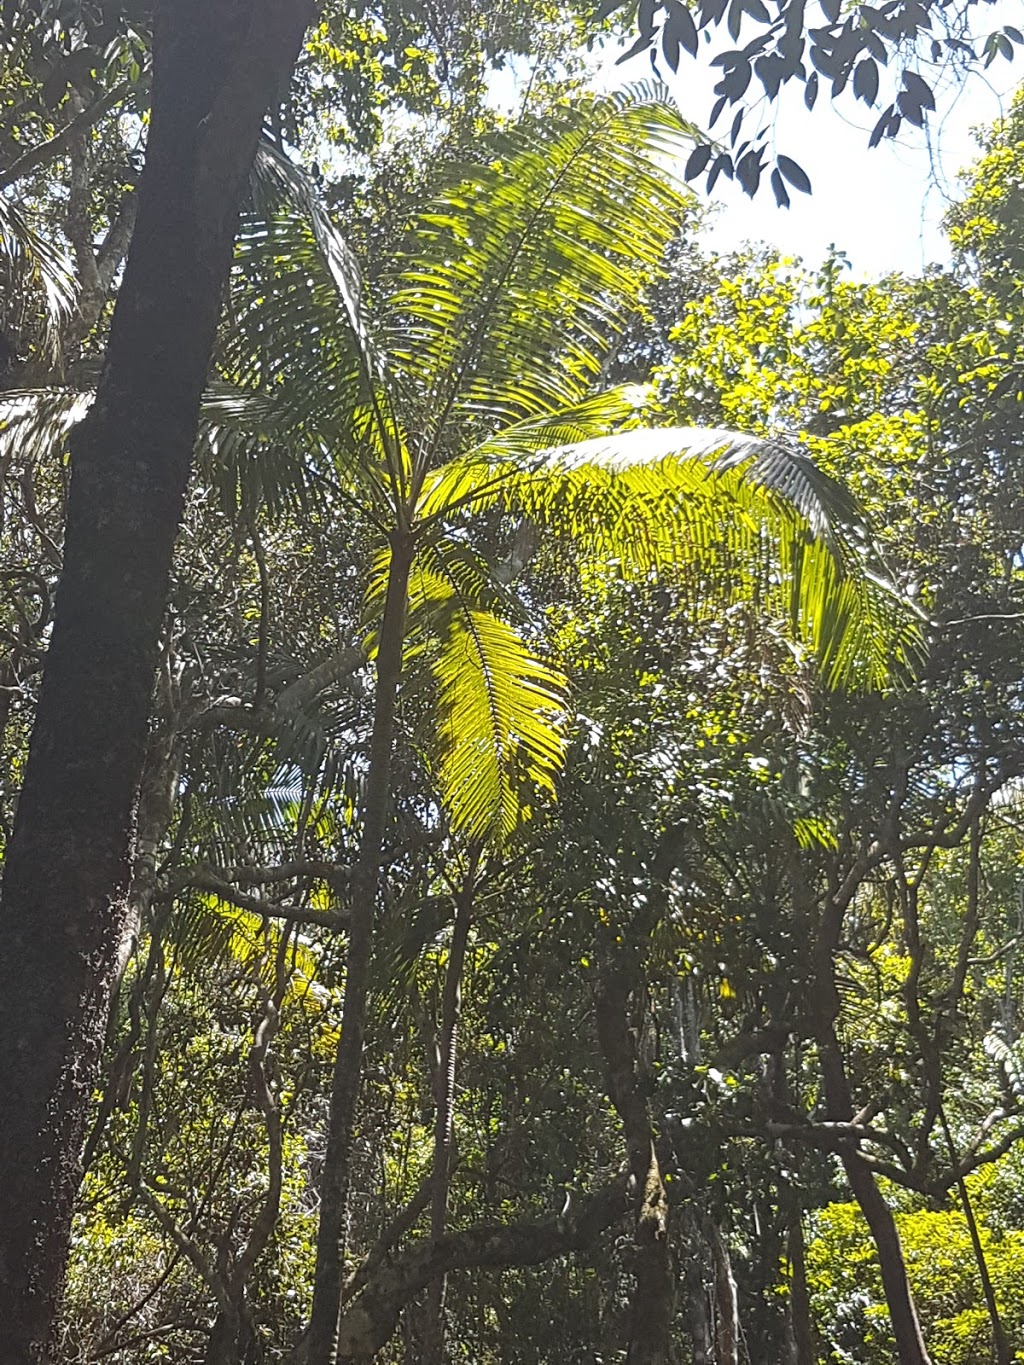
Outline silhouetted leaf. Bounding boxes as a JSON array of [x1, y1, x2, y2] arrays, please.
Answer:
[[736, 149, 761, 196], [684, 143, 713, 180], [776, 154, 811, 194], [902, 69, 935, 110], [666, 1, 699, 57], [770, 167, 791, 208], [853, 57, 878, 103]]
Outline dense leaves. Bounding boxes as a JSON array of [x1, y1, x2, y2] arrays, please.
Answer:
[[4, 7, 1024, 1365]]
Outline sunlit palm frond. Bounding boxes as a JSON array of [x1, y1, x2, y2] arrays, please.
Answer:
[[421, 423, 919, 689], [416, 385, 647, 520], [170, 893, 323, 1008], [384, 84, 699, 446], [363, 534, 564, 842], [432, 606, 567, 843]]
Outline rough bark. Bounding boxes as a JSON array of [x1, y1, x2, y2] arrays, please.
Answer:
[[595, 970, 675, 1365], [307, 532, 415, 1365], [0, 2, 312, 1357]]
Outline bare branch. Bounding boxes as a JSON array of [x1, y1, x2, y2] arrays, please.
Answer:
[[0, 81, 139, 190], [334, 1173, 630, 1358]]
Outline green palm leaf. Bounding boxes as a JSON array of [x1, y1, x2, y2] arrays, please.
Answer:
[[384, 84, 700, 447], [432, 607, 566, 843]]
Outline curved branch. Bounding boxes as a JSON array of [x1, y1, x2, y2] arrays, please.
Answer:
[[334, 1173, 630, 1359], [0, 80, 140, 190]]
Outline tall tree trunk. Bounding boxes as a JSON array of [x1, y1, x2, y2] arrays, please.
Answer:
[[0, 4, 312, 1357], [815, 976, 931, 1365], [786, 1210, 818, 1365], [939, 1104, 1011, 1365], [422, 865, 477, 1365], [705, 1218, 740, 1365], [307, 531, 416, 1365], [595, 969, 675, 1365]]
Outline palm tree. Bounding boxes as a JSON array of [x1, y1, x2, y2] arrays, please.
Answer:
[[0, 88, 915, 1363], [219, 87, 915, 1363]]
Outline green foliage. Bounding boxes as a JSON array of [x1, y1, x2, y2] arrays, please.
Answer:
[[808, 1181, 1024, 1364]]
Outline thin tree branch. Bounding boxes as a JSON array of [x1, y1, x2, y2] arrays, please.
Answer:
[[0, 81, 138, 190]]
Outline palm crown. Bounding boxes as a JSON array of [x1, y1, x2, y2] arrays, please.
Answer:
[[220, 86, 913, 845], [1, 86, 916, 847]]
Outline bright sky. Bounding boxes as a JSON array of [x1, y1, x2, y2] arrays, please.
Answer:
[[599, 14, 1024, 279]]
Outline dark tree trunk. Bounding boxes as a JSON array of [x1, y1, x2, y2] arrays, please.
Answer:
[[838, 1150, 930, 1365], [0, 3, 312, 1357]]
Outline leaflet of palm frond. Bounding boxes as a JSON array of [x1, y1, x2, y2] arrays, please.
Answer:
[[383, 86, 698, 446], [200, 386, 395, 523], [169, 892, 321, 1007], [249, 138, 377, 371], [0, 195, 76, 355], [187, 759, 313, 867], [416, 387, 650, 521], [0, 387, 91, 466], [195, 386, 307, 518], [419, 425, 919, 689], [229, 193, 405, 500], [371, 892, 455, 1017], [432, 607, 567, 844]]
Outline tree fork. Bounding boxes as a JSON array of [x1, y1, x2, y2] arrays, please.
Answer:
[[0, 2, 313, 1357]]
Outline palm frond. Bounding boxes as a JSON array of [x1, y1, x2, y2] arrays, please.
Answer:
[[432, 606, 567, 843], [416, 385, 648, 521], [384, 84, 699, 450], [0, 386, 91, 465], [170, 892, 322, 1007], [421, 423, 919, 689], [227, 148, 407, 512], [363, 532, 565, 842], [0, 194, 76, 357], [250, 140, 373, 363]]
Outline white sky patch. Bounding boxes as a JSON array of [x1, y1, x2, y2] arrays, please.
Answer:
[[600, 10, 1024, 279], [490, 9, 1024, 279]]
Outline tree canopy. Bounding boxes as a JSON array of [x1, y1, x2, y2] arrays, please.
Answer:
[[3, 4, 1024, 1365]]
